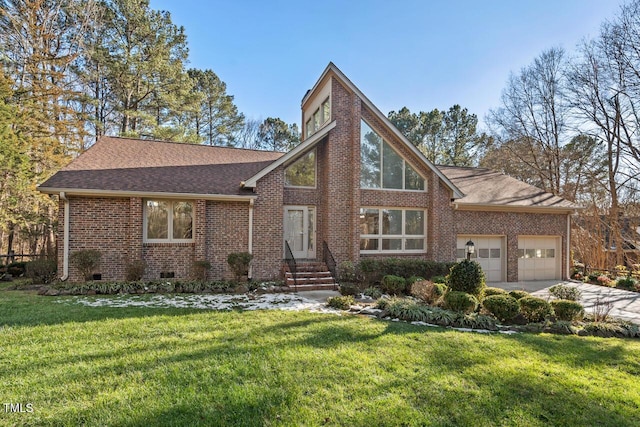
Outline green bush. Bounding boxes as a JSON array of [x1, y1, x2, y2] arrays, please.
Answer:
[[69, 249, 102, 281], [431, 275, 447, 284], [358, 258, 455, 285], [337, 261, 358, 282], [551, 299, 584, 321], [548, 284, 582, 301], [6, 261, 27, 277], [327, 295, 354, 310], [227, 252, 252, 282], [443, 291, 478, 314], [381, 275, 407, 295], [339, 282, 360, 296], [482, 294, 520, 322], [616, 277, 637, 291], [484, 287, 507, 297], [519, 296, 553, 323], [125, 260, 146, 281], [447, 260, 485, 297], [363, 286, 382, 299], [407, 276, 424, 286], [191, 260, 212, 281], [25, 258, 57, 284], [508, 290, 529, 300], [410, 280, 446, 305]]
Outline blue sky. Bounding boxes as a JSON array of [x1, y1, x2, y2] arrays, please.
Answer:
[[150, 0, 623, 130]]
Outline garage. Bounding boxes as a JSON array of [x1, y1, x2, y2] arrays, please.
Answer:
[[457, 235, 505, 282], [518, 236, 561, 281]]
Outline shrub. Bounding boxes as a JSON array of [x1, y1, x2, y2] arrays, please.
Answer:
[[407, 276, 424, 286], [596, 275, 613, 287], [363, 286, 382, 299], [447, 260, 485, 297], [6, 261, 27, 277], [508, 290, 529, 300], [443, 291, 478, 314], [191, 260, 211, 281], [339, 282, 360, 296], [327, 295, 354, 310], [337, 261, 358, 282], [518, 296, 553, 323], [482, 294, 520, 323], [69, 249, 101, 281], [381, 275, 407, 295], [25, 258, 57, 284], [548, 284, 582, 301], [410, 280, 446, 305], [431, 275, 447, 284], [616, 277, 637, 291], [125, 260, 146, 281], [484, 287, 507, 297], [551, 299, 584, 321], [358, 258, 455, 285], [227, 252, 252, 282]]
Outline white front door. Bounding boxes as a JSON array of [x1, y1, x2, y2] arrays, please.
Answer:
[[284, 206, 316, 259]]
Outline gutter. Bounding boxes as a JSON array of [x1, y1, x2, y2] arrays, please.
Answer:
[[59, 192, 70, 281]]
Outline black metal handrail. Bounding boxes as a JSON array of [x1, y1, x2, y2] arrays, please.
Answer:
[[284, 240, 297, 289], [323, 241, 337, 281]]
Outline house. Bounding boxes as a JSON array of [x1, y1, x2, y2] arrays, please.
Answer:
[[38, 63, 579, 284]]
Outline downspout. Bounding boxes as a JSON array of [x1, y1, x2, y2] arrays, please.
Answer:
[[59, 192, 70, 281], [566, 212, 572, 281], [248, 199, 254, 280]]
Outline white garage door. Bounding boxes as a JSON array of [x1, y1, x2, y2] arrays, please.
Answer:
[[518, 236, 561, 281], [457, 236, 505, 282]]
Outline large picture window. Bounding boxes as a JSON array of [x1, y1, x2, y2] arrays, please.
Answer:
[[359, 208, 425, 253], [285, 150, 316, 187], [360, 120, 425, 191], [144, 200, 193, 243]]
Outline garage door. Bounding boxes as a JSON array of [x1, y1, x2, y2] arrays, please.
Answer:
[[457, 236, 505, 282], [518, 236, 561, 281]]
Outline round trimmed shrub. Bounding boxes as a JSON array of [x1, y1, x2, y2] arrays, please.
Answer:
[[484, 287, 507, 297], [327, 295, 354, 310], [508, 290, 529, 300], [444, 291, 478, 314], [381, 275, 407, 295], [519, 296, 553, 323], [551, 299, 584, 321], [448, 260, 485, 297], [548, 284, 582, 301], [616, 277, 637, 291], [482, 294, 520, 323]]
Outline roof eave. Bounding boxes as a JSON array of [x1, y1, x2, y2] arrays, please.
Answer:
[[37, 186, 257, 202], [453, 202, 581, 214]]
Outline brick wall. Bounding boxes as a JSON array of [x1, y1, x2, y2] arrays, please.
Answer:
[[252, 168, 284, 280]]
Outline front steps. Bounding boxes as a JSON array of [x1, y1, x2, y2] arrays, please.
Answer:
[[283, 261, 337, 290]]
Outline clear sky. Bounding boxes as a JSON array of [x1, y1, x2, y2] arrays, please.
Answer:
[[150, 0, 624, 130]]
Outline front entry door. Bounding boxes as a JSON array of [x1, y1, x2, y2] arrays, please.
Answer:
[[284, 206, 316, 259]]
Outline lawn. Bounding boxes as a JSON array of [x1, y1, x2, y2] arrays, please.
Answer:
[[1, 288, 640, 426]]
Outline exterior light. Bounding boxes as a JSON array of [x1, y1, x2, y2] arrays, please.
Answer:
[[466, 240, 475, 261]]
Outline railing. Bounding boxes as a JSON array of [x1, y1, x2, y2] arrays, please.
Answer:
[[284, 241, 297, 290], [323, 241, 337, 283], [1, 253, 40, 265]]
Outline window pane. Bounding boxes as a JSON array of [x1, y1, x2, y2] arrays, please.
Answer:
[[359, 208, 379, 235], [313, 109, 320, 130], [285, 151, 316, 187], [173, 202, 193, 239], [322, 98, 330, 123], [305, 119, 312, 137], [382, 239, 402, 250], [405, 162, 425, 190], [405, 210, 424, 235], [456, 248, 466, 259], [382, 209, 402, 235], [382, 141, 403, 189], [525, 249, 535, 258], [360, 238, 378, 250], [518, 249, 525, 258], [490, 249, 501, 258], [405, 238, 424, 250], [546, 249, 555, 258], [146, 200, 168, 239], [360, 120, 381, 188], [478, 248, 489, 258]]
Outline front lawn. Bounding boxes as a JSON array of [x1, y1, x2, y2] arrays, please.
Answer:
[[1, 289, 640, 426]]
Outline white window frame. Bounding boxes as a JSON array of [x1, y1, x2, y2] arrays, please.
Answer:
[[143, 199, 195, 243], [306, 97, 331, 138], [359, 207, 426, 254], [284, 149, 317, 189], [360, 119, 426, 192]]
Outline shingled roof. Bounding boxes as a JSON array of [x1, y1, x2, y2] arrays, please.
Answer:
[[438, 165, 578, 211], [38, 136, 284, 197]]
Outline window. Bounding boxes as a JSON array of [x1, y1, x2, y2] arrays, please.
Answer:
[[359, 208, 425, 253], [306, 97, 330, 137], [517, 248, 555, 258], [360, 120, 425, 190], [285, 150, 316, 187], [144, 200, 193, 243]]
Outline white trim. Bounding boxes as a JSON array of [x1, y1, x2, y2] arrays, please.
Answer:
[[566, 214, 571, 280], [143, 199, 195, 244], [60, 192, 69, 281], [283, 205, 317, 259], [37, 187, 256, 202], [244, 120, 336, 188], [248, 199, 254, 280], [305, 63, 464, 199], [359, 207, 426, 254]]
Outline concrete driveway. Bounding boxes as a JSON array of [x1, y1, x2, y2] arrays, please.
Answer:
[[494, 281, 640, 325]]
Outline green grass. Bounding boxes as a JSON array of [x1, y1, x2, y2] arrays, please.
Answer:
[[1, 289, 640, 426]]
